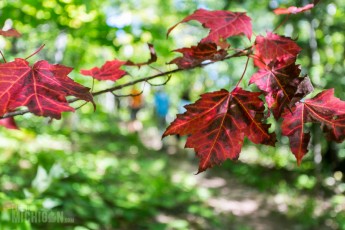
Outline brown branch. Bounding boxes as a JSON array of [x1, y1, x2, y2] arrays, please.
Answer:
[[91, 46, 251, 97], [111, 88, 144, 98], [25, 44, 45, 60], [273, 15, 290, 32], [0, 50, 7, 63], [146, 75, 171, 86], [0, 47, 251, 119], [235, 55, 250, 88]]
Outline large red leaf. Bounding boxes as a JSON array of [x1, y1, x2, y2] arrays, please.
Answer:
[[169, 42, 227, 69], [249, 60, 313, 118], [0, 28, 21, 38], [80, 60, 127, 81], [282, 89, 345, 164], [274, 4, 314, 15], [167, 9, 252, 48], [0, 58, 94, 119], [163, 87, 276, 173], [254, 32, 301, 67]]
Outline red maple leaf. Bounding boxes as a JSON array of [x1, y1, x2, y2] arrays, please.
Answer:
[[254, 32, 301, 67], [282, 89, 345, 165], [80, 60, 127, 81], [169, 42, 227, 69], [0, 58, 94, 119], [167, 9, 252, 49], [274, 4, 314, 15], [0, 117, 19, 130], [0, 28, 21, 38], [81, 44, 157, 78], [163, 87, 276, 173], [250, 60, 313, 118]]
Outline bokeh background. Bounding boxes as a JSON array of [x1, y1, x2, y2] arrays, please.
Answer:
[[0, 0, 344, 229]]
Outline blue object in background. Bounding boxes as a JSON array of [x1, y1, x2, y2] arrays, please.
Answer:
[[154, 91, 169, 118]]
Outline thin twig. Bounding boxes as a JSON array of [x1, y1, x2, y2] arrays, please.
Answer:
[[111, 89, 143, 98], [0, 50, 7, 63], [73, 101, 88, 110], [148, 65, 164, 73], [273, 15, 290, 32], [1, 110, 29, 118], [235, 56, 250, 88], [146, 75, 171, 86], [25, 44, 45, 60]]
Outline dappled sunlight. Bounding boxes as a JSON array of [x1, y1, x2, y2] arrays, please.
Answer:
[[198, 177, 227, 188], [207, 198, 260, 215], [139, 126, 163, 150]]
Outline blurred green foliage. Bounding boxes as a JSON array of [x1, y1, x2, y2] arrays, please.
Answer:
[[0, 0, 345, 229], [0, 111, 225, 229]]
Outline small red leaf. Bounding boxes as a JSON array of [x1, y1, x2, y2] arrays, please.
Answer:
[[254, 32, 301, 67], [164, 87, 276, 173], [0, 117, 19, 130], [0, 58, 94, 119], [0, 28, 21, 38], [274, 4, 314, 15], [282, 89, 345, 164], [169, 42, 227, 69], [168, 9, 252, 48], [80, 60, 127, 81]]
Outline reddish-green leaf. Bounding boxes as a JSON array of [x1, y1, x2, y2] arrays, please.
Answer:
[[282, 89, 345, 164], [0, 58, 94, 119], [164, 87, 276, 173], [167, 9, 252, 48], [80, 60, 127, 81], [169, 42, 227, 69], [0, 28, 21, 38], [274, 4, 314, 15], [254, 32, 301, 67]]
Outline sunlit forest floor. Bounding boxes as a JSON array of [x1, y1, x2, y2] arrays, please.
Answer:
[[139, 126, 337, 230], [0, 111, 344, 230]]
